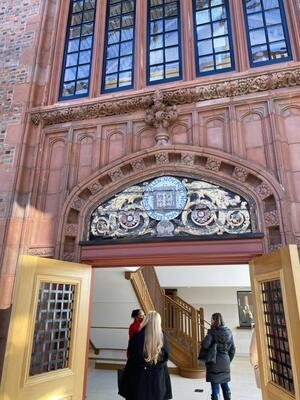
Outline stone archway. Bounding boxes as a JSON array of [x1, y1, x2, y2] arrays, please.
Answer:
[[57, 146, 288, 262]]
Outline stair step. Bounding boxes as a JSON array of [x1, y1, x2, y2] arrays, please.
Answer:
[[90, 356, 126, 362], [95, 361, 125, 370]]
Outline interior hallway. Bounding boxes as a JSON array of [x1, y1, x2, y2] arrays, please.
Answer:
[[87, 356, 262, 400]]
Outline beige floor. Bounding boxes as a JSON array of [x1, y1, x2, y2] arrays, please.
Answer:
[[87, 356, 262, 400]]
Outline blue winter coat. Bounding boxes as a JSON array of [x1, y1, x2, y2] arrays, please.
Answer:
[[201, 326, 235, 384], [118, 328, 172, 400]]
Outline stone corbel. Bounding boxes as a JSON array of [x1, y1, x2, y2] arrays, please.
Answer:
[[145, 89, 178, 145]]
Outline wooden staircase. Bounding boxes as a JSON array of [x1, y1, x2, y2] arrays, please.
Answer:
[[125, 267, 207, 378]]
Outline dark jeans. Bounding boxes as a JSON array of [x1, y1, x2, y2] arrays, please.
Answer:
[[211, 382, 230, 397]]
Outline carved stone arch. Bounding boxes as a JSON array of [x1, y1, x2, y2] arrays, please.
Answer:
[[239, 108, 266, 121], [204, 115, 226, 125], [77, 133, 94, 143], [278, 104, 300, 118], [57, 146, 288, 262]]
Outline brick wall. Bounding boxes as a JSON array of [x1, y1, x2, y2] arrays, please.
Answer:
[[0, 0, 40, 162], [0, 0, 40, 238]]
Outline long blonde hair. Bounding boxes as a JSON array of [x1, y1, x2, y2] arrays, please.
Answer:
[[141, 311, 164, 364]]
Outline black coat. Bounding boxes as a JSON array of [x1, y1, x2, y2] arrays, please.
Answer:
[[201, 326, 236, 384], [118, 328, 172, 400]]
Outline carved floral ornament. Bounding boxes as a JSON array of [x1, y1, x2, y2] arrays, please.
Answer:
[[30, 67, 300, 127], [89, 176, 256, 241]]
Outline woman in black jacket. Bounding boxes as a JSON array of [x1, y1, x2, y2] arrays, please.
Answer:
[[201, 313, 235, 400], [119, 310, 172, 400]]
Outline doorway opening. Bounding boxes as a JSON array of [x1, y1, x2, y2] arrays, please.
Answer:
[[86, 261, 260, 400]]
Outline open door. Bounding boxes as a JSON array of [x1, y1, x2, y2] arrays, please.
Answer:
[[0, 255, 91, 400], [250, 245, 300, 400]]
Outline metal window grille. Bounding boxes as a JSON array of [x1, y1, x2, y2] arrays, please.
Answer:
[[29, 282, 75, 376], [261, 279, 294, 394]]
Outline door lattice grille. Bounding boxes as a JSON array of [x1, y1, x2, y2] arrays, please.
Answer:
[[29, 282, 75, 376], [261, 279, 294, 394]]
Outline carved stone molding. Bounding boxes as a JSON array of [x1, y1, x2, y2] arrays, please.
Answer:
[[255, 182, 273, 200], [71, 197, 86, 211], [31, 67, 300, 127], [65, 224, 78, 236], [233, 167, 248, 182], [88, 181, 102, 194], [131, 159, 146, 171], [205, 157, 221, 171], [27, 247, 54, 257], [155, 152, 169, 164], [181, 153, 194, 165], [63, 252, 76, 262], [109, 168, 123, 181], [60, 149, 286, 258], [295, 236, 300, 246], [264, 210, 279, 227]]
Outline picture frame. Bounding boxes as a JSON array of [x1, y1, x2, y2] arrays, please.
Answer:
[[237, 290, 254, 328]]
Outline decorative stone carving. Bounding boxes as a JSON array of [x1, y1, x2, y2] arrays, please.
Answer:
[[27, 247, 54, 257], [155, 152, 169, 164], [31, 67, 300, 126], [294, 236, 300, 246], [0, 194, 8, 218], [61, 149, 283, 255], [205, 157, 221, 171], [181, 153, 194, 165], [145, 90, 178, 145], [63, 252, 76, 262], [269, 243, 282, 252], [255, 182, 272, 200], [131, 159, 146, 171], [88, 181, 102, 194], [64, 224, 78, 236], [71, 197, 85, 211], [109, 168, 123, 181], [233, 167, 248, 182], [264, 210, 279, 227], [31, 67, 300, 127]]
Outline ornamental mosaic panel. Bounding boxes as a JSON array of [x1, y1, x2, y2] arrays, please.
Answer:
[[89, 176, 256, 240]]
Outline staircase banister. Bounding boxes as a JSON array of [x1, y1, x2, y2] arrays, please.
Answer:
[[164, 294, 193, 313], [172, 294, 193, 312]]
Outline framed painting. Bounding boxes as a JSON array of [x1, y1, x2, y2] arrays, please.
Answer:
[[237, 290, 254, 328]]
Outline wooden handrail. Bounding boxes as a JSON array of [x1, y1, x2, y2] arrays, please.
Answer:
[[126, 266, 206, 374]]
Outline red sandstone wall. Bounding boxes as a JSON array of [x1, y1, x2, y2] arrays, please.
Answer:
[[1, 0, 300, 305], [0, 0, 44, 308]]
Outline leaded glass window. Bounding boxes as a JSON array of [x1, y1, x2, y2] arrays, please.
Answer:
[[101, 0, 136, 93], [193, 0, 234, 76], [147, 0, 182, 84], [59, 0, 97, 100], [243, 0, 292, 66]]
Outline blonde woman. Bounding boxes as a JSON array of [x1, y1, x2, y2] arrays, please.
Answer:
[[119, 310, 172, 400]]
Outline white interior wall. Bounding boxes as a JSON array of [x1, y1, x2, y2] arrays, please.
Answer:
[[91, 265, 254, 357], [90, 268, 140, 350]]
